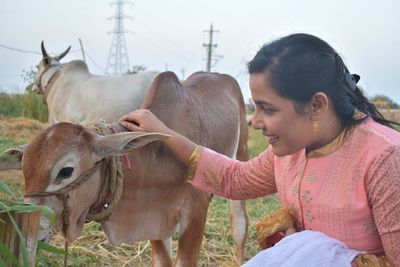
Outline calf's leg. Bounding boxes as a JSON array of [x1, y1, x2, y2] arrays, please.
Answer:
[[150, 239, 173, 267], [174, 191, 209, 267]]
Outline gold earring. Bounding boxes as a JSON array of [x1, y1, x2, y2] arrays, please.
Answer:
[[312, 119, 318, 132]]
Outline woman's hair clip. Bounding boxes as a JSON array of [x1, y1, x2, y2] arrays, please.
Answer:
[[345, 73, 360, 91]]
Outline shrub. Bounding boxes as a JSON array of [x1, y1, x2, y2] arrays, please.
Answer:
[[0, 92, 48, 122]]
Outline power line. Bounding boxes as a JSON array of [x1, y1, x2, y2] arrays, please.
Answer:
[[85, 51, 106, 73], [0, 43, 41, 55], [0, 42, 80, 55], [127, 3, 200, 70], [134, 32, 193, 63], [134, 3, 198, 56], [1, 41, 104, 74], [133, 23, 196, 63]]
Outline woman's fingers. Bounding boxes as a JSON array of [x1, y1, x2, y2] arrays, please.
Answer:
[[119, 110, 145, 131], [119, 121, 144, 132], [120, 109, 169, 133], [120, 110, 142, 123], [285, 227, 297, 236]]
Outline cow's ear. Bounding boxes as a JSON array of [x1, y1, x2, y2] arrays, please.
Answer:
[[43, 57, 50, 65], [0, 145, 27, 171], [94, 132, 170, 158]]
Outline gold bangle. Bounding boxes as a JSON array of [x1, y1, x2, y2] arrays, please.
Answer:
[[186, 145, 202, 167]]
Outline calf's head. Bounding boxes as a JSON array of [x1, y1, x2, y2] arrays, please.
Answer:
[[22, 122, 168, 242]]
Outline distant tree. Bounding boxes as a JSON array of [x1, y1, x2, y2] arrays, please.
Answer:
[[21, 66, 37, 92], [126, 64, 147, 75], [21, 66, 37, 84], [370, 95, 399, 109]]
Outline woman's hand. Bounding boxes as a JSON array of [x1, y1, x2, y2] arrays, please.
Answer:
[[119, 109, 198, 164], [119, 109, 171, 134]]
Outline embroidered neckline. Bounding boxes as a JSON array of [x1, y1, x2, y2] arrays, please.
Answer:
[[306, 109, 367, 158], [306, 126, 354, 158]]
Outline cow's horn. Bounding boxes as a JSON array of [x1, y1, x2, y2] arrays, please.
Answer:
[[41, 41, 49, 58], [56, 46, 71, 60]]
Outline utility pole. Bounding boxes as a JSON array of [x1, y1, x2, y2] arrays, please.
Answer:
[[105, 0, 131, 75], [181, 67, 186, 80], [78, 38, 86, 63], [203, 23, 222, 72]]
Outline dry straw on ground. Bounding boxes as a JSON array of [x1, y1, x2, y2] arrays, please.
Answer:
[[35, 195, 279, 266], [0, 117, 47, 140]]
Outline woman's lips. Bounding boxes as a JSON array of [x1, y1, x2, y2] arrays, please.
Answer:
[[266, 135, 279, 144]]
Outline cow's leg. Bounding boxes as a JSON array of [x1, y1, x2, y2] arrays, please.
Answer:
[[229, 199, 248, 263], [164, 237, 173, 256], [229, 109, 250, 263], [174, 191, 209, 267], [174, 215, 207, 267], [150, 240, 173, 267]]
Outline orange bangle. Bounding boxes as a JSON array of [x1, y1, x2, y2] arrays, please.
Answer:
[[186, 145, 202, 167]]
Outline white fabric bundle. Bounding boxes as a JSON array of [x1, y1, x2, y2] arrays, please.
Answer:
[[243, 230, 361, 267]]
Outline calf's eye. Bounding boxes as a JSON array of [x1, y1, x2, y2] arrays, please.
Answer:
[[56, 167, 74, 180]]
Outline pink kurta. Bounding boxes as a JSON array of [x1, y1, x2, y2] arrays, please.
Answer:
[[191, 118, 400, 265]]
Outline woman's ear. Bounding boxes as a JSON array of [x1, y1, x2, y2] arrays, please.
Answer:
[[310, 92, 329, 119]]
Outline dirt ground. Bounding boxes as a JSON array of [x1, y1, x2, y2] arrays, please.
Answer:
[[0, 170, 23, 183]]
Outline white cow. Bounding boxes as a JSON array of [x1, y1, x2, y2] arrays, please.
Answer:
[[33, 42, 158, 124], [0, 43, 156, 169]]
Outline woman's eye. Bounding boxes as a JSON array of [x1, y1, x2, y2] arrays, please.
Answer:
[[56, 167, 74, 180], [261, 107, 276, 115]]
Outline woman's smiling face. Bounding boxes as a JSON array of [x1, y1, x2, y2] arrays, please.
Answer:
[[250, 72, 314, 157]]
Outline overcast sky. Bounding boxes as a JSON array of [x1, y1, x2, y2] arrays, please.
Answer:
[[1, 0, 399, 104]]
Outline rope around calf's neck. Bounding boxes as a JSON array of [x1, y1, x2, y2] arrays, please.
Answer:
[[86, 122, 125, 222]]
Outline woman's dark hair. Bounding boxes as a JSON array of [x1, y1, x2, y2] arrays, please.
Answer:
[[247, 33, 399, 128]]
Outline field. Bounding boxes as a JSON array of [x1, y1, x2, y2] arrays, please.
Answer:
[[382, 109, 400, 126], [2, 109, 399, 266], [0, 118, 279, 266]]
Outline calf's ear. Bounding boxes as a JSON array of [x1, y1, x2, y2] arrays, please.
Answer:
[[0, 144, 27, 171], [94, 132, 170, 158]]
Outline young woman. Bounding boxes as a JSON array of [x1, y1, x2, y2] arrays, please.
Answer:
[[120, 33, 400, 266]]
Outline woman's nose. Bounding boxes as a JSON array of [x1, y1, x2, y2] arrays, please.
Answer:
[[251, 110, 263, 130]]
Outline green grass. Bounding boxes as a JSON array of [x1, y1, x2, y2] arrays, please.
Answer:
[[0, 92, 48, 122], [0, 136, 25, 153], [0, 137, 22, 152], [247, 127, 268, 159]]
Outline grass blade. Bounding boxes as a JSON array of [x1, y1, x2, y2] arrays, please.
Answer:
[[4, 205, 39, 213], [0, 180, 17, 201], [37, 241, 65, 255], [25, 204, 55, 225], [0, 240, 19, 266]]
